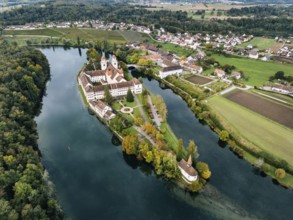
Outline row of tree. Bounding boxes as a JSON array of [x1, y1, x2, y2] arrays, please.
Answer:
[[227, 5, 293, 17], [0, 41, 63, 219]]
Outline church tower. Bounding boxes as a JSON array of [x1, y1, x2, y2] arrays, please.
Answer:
[[111, 55, 118, 69], [101, 54, 107, 70]]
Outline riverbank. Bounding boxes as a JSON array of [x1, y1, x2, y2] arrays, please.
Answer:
[[141, 70, 293, 189]]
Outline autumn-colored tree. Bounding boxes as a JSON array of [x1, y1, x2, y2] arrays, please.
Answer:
[[153, 95, 167, 121], [139, 140, 149, 158], [162, 152, 180, 179], [122, 135, 139, 155], [187, 140, 199, 159], [219, 130, 229, 142], [134, 116, 144, 126], [196, 162, 211, 180], [275, 168, 286, 179]]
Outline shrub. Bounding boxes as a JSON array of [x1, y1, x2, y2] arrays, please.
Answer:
[[275, 168, 286, 179]]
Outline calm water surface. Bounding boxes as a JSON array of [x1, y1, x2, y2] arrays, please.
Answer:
[[36, 47, 293, 220]]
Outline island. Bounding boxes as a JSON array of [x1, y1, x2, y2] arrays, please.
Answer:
[[78, 50, 211, 192]]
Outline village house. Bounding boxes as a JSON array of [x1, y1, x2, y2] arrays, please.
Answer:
[[178, 155, 198, 184], [249, 49, 259, 59], [271, 84, 293, 94], [214, 69, 226, 78], [89, 100, 115, 120], [231, 71, 241, 80], [79, 55, 142, 102]]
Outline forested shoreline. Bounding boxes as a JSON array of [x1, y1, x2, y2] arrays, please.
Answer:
[[0, 41, 63, 219], [1, 3, 293, 36]]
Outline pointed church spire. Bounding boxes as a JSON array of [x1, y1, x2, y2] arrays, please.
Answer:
[[187, 155, 192, 167]]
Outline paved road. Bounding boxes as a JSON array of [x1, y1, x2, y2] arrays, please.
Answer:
[[148, 95, 162, 127], [134, 126, 156, 146], [219, 85, 236, 95], [134, 94, 148, 122]]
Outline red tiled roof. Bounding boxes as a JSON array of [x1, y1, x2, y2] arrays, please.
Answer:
[[178, 157, 198, 176]]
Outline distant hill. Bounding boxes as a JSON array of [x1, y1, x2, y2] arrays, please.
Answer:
[[129, 0, 293, 4]]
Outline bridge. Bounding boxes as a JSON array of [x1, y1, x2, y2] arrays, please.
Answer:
[[127, 64, 138, 70]]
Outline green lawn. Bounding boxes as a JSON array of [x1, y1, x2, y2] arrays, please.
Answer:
[[3, 28, 126, 43], [207, 95, 293, 166], [147, 40, 196, 57], [211, 54, 293, 86], [121, 100, 137, 108], [237, 37, 278, 50]]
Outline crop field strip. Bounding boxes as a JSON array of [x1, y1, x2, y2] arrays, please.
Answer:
[[225, 90, 293, 129], [208, 95, 293, 165], [186, 75, 213, 85]]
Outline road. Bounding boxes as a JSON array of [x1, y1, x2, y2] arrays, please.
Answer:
[[134, 126, 156, 146], [134, 94, 148, 122], [148, 95, 162, 127]]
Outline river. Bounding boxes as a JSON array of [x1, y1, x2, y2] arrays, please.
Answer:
[[36, 47, 293, 220]]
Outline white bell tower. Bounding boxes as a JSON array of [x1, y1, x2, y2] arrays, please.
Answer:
[[101, 55, 107, 70], [111, 55, 118, 69]]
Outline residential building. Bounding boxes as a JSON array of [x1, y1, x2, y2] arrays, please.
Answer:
[[271, 84, 293, 94], [214, 69, 226, 78], [249, 50, 259, 59], [89, 100, 115, 120], [231, 71, 241, 80]]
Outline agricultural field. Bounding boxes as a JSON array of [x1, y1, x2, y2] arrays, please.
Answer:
[[118, 31, 149, 43], [186, 75, 213, 85], [138, 3, 251, 20], [250, 89, 293, 108], [140, 3, 251, 12], [3, 28, 63, 37], [208, 95, 293, 166], [3, 28, 127, 43], [211, 54, 293, 86], [237, 37, 280, 50], [225, 89, 293, 129]]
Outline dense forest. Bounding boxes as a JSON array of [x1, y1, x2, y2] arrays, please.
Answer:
[[227, 5, 293, 17], [0, 41, 63, 219], [1, 3, 293, 36]]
